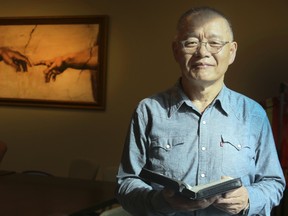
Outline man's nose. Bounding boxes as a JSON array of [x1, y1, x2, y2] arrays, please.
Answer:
[[195, 42, 210, 57]]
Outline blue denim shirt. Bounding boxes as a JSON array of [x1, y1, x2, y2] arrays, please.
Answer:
[[116, 81, 285, 216]]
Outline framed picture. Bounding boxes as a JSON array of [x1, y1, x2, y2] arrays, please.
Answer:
[[0, 15, 108, 110]]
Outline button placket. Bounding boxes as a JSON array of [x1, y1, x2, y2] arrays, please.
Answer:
[[198, 113, 210, 183]]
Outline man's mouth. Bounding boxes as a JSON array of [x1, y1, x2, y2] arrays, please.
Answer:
[[192, 62, 213, 69]]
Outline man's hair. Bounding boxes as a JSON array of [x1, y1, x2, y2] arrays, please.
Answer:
[[176, 6, 234, 40]]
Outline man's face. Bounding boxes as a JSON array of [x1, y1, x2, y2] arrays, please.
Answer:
[[173, 15, 237, 87]]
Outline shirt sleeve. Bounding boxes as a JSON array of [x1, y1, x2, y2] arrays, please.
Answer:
[[245, 116, 286, 215]]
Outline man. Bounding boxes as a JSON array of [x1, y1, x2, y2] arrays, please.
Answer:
[[116, 7, 285, 215]]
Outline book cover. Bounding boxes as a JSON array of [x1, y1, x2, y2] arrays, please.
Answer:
[[139, 168, 242, 200]]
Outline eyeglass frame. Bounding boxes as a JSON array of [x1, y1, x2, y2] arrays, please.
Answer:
[[179, 39, 231, 54]]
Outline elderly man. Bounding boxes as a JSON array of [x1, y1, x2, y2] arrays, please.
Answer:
[[116, 7, 285, 216]]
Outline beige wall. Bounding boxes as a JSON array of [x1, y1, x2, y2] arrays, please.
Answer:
[[0, 0, 287, 177]]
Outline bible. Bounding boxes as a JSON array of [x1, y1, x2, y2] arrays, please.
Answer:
[[139, 168, 242, 200]]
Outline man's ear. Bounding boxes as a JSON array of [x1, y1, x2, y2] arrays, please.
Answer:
[[228, 41, 237, 65]]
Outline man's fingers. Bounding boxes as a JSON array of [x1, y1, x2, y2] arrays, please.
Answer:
[[33, 60, 47, 66]]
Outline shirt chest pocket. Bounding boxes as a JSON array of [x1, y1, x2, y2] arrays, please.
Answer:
[[149, 137, 186, 172], [220, 135, 255, 176]]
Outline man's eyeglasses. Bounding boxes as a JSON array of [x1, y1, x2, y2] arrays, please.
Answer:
[[180, 39, 230, 54]]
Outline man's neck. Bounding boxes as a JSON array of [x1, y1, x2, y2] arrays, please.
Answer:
[[181, 79, 223, 113]]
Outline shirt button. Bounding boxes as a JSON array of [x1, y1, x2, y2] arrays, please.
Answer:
[[237, 144, 242, 149], [201, 147, 206, 151], [201, 173, 206, 178], [202, 120, 206, 124], [166, 144, 171, 149]]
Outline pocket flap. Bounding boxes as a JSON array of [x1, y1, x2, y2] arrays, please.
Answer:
[[151, 137, 185, 150], [221, 135, 249, 151]]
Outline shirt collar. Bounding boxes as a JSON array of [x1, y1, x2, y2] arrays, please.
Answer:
[[212, 85, 229, 116], [167, 80, 189, 118], [168, 80, 230, 117]]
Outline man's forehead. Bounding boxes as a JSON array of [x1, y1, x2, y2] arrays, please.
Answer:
[[178, 15, 231, 38], [184, 14, 228, 28]]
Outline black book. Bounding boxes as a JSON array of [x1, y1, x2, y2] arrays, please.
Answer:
[[139, 168, 242, 200]]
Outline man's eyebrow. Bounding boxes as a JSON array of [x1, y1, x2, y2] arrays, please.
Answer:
[[183, 34, 224, 40], [185, 32, 198, 36]]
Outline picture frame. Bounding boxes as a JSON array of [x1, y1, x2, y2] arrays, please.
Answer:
[[0, 15, 108, 110]]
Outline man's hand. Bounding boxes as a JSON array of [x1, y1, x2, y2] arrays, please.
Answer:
[[34, 58, 67, 83], [213, 185, 249, 215], [34, 46, 99, 83], [162, 188, 219, 212], [0, 47, 31, 72]]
